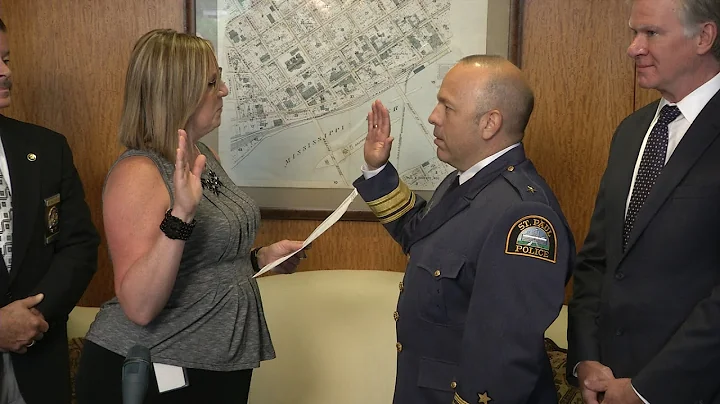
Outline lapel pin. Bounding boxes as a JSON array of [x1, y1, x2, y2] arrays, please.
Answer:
[[527, 186, 536, 193], [27, 153, 37, 162]]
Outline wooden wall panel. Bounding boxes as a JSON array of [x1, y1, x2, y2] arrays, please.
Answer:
[[521, 0, 636, 301], [254, 220, 408, 273], [0, 0, 186, 306]]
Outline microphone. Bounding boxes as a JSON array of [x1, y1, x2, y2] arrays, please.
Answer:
[[122, 345, 151, 404]]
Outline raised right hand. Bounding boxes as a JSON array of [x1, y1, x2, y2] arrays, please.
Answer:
[[172, 129, 206, 222], [364, 100, 393, 170], [577, 360, 615, 404], [0, 294, 49, 354]]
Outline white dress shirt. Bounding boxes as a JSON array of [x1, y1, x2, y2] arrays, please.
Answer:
[[0, 134, 25, 404], [625, 71, 720, 214], [0, 135, 11, 193]]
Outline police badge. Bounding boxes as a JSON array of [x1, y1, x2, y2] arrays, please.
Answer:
[[505, 215, 557, 263], [44, 193, 60, 244]]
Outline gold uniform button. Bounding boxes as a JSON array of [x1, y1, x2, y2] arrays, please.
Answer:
[[433, 269, 441, 277], [507, 165, 514, 172], [396, 342, 403, 352], [450, 381, 457, 389], [393, 311, 399, 321], [399, 281, 404, 292]]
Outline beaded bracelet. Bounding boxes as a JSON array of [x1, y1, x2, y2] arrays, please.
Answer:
[[159, 209, 196, 240]]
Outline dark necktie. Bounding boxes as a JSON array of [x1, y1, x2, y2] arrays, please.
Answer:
[[423, 175, 460, 216], [622, 104, 681, 250]]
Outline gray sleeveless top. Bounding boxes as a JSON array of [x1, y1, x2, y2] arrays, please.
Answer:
[[85, 143, 275, 371]]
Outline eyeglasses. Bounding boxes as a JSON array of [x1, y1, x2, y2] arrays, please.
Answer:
[[209, 66, 223, 89]]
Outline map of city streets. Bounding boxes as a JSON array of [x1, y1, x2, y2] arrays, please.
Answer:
[[213, 0, 489, 190]]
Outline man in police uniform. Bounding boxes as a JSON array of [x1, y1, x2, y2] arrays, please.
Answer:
[[354, 55, 574, 404], [0, 19, 99, 404]]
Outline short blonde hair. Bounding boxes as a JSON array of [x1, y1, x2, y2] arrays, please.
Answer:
[[118, 29, 219, 162]]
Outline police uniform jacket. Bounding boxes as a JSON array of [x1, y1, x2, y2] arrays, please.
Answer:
[[354, 145, 574, 404], [0, 114, 99, 404]]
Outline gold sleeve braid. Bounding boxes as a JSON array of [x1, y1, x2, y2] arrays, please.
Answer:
[[453, 393, 470, 404], [366, 180, 416, 224]]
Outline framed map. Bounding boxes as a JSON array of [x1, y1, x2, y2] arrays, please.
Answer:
[[186, 0, 522, 220]]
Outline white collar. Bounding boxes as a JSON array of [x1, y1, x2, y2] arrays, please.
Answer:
[[457, 143, 521, 185], [658, 71, 720, 124]]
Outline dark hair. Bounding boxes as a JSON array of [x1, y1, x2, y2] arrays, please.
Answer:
[[0, 18, 6, 32]]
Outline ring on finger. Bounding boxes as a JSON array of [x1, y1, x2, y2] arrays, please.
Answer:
[[26, 340, 35, 348]]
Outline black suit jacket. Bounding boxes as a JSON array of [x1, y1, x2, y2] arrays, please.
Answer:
[[0, 114, 99, 404], [567, 91, 720, 404]]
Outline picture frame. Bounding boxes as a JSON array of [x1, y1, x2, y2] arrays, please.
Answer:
[[185, 0, 523, 221]]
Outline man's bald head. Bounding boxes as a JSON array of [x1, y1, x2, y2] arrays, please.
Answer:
[[456, 55, 535, 140]]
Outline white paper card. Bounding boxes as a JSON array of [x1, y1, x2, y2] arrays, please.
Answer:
[[253, 189, 359, 278], [153, 363, 189, 393]]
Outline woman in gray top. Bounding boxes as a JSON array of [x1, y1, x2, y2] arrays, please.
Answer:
[[75, 29, 306, 404]]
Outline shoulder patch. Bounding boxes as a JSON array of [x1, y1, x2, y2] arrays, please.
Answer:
[[505, 215, 557, 263]]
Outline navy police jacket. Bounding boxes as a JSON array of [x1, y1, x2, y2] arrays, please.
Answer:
[[354, 145, 574, 404]]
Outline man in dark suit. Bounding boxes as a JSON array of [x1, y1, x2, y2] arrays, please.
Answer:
[[0, 18, 99, 404], [567, 0, 720, 403], [354, 55, 574, 404]]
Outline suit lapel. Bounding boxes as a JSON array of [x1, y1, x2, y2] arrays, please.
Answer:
[[409, 146, 527, 246], [0, 253, 8, 292], [0, 115, 40, 281], [624, 92, 720, 255], [604, 102, 659, 268]]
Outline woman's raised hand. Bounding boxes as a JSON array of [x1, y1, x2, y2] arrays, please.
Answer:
[[171, 129, 207, 221]]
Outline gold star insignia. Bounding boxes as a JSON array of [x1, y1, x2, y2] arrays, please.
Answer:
[[478, 392, 492, 404], [527, 186, 536, 193]]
